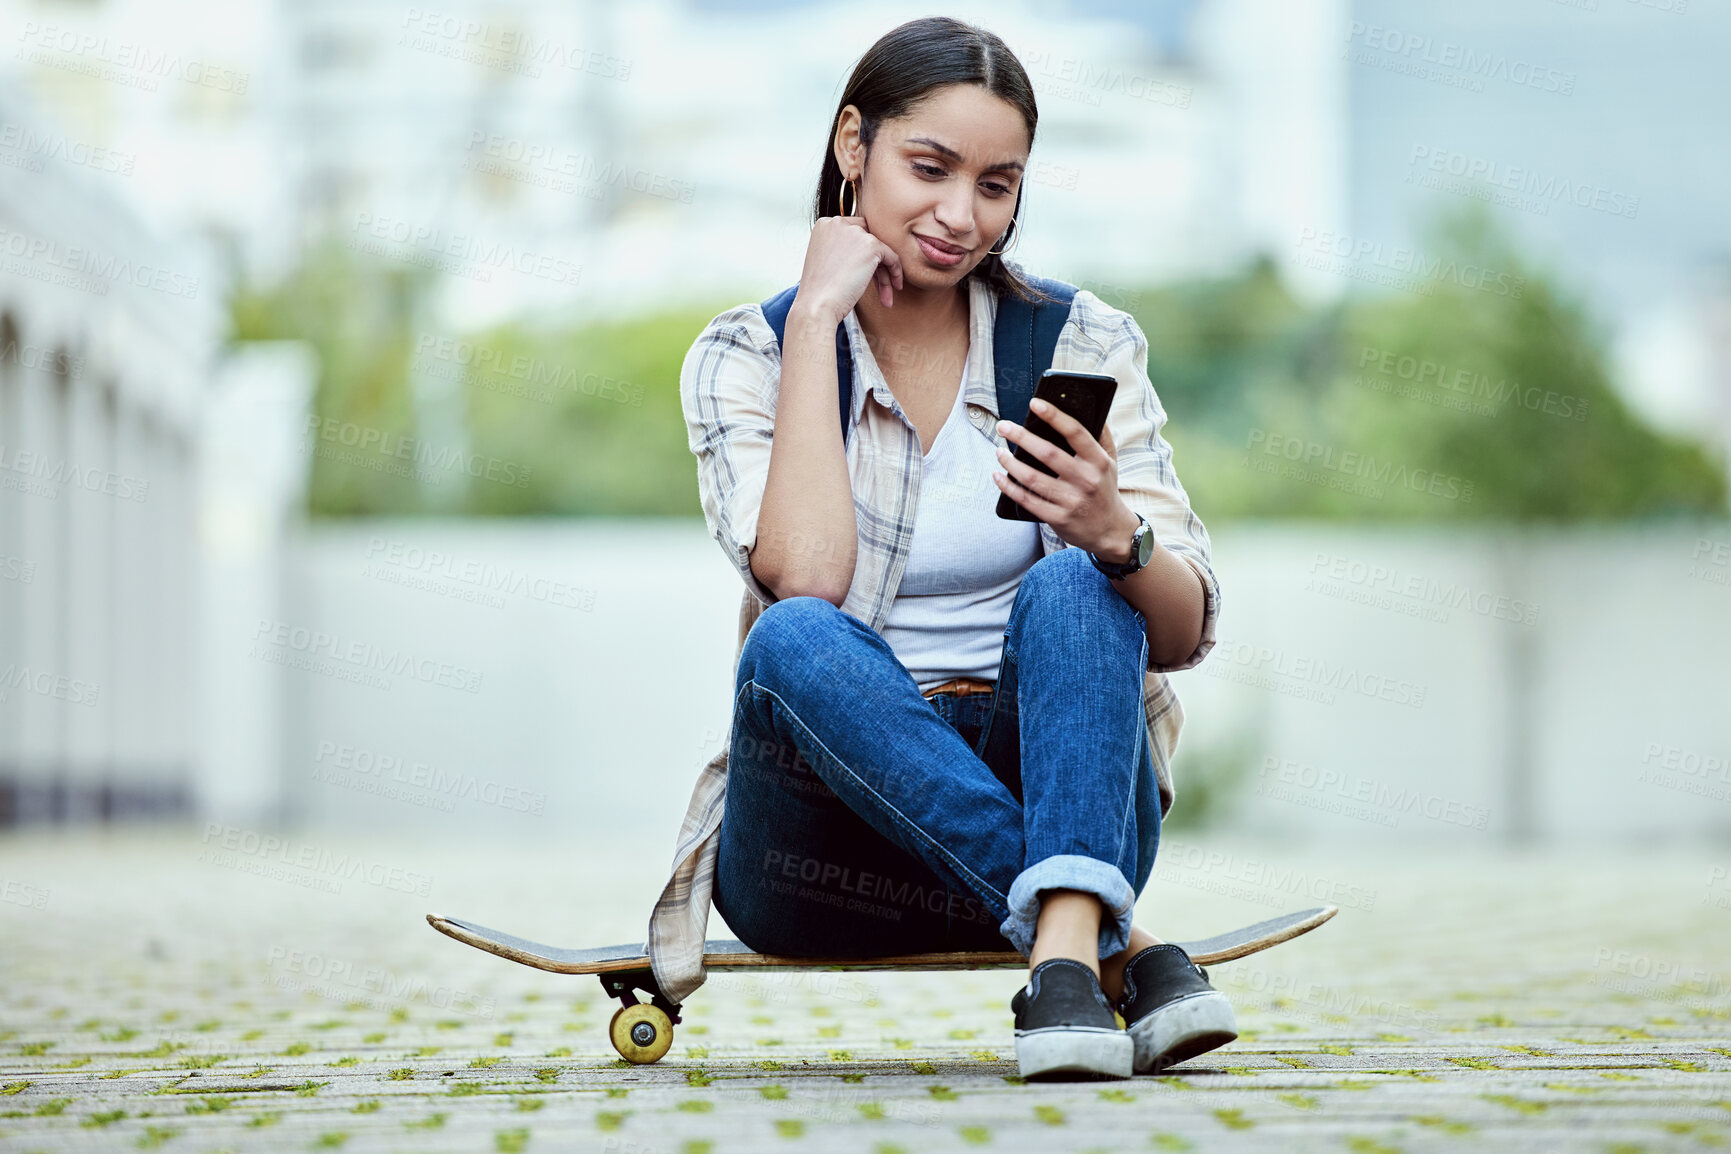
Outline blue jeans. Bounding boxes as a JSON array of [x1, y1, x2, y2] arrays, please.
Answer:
[[713, 547, 1162, 961]]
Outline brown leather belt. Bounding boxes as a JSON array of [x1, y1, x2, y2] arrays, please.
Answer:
[[921, 677, 997, 699]]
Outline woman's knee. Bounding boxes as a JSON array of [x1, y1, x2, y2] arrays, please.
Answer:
[[1022, 545, 1101, 594], [1020, 547, 1142, 623], [739, 596, 907, 705], [738, 596, 851, 686]]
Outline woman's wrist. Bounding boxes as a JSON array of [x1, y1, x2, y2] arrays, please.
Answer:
[[1089, 503, 1144, 565], [787, 298, 845, 333]]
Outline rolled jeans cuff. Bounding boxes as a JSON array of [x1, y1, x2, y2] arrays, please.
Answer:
[[999, 854, 1136, 959]]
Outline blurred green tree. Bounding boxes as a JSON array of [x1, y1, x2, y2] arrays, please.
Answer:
[[229, 240, 426, 516], [1136, 209, 1725, 520], [228, 209, 1724, 521], [456, 311, 707, 516]]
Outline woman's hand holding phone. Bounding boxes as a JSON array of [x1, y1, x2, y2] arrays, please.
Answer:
[[993, 397, 1137, 558], [789, 214, 905, 327]]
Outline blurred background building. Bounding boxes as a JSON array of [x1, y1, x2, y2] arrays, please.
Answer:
[[0, 80, 217, 823], [0, 0, 1727, 848]]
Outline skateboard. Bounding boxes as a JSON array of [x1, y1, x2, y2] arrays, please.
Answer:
[[427, 904, 1338, 1064]]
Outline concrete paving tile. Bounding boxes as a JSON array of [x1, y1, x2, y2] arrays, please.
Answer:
[[2, 829, 1729, 1152]]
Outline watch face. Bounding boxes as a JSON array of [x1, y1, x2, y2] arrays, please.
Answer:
[[1135, 522, 1155, 566]]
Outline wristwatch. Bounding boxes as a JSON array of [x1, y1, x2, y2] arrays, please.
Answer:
[[1089, 513, 1155, 581]]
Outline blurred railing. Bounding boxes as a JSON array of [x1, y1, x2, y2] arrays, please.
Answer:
[[0, 84, 221, 824]]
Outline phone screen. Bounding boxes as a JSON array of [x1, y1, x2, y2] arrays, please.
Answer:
[[995, 369, 1118, 523]]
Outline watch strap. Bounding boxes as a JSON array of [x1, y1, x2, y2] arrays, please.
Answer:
[[1090, 514, 1151, 581]]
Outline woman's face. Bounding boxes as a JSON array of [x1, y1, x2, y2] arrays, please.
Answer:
[[837, 84, 1029, 288]]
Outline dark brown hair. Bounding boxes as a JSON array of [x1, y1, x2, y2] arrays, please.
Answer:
[[813, 16, 1058, 305]]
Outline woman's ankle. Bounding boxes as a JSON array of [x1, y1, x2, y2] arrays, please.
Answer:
[[1098, 925, 1165, 1003], [1027, 889, 1104, 980], [1027, 940, 1102, 980]]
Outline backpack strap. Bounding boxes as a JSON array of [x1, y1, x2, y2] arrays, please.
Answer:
[[759, 284, 857, 446], [759, 275, 1079, 442], [994, 273, 1080, 428]]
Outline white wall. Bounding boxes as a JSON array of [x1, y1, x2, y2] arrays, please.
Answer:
[[275, 519, 1731, 849], [1181, 523, 1731, 847], [195, 342, 316, 827]]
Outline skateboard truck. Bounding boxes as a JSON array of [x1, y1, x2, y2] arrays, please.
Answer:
[[598, 969, 683, 1064]]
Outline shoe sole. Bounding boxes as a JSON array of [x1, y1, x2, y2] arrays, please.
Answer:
[[1015, 1026, 1133, 1081], [1126, 991, 1238, 1073]]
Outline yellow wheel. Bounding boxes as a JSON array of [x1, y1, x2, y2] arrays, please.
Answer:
[[609, 1003, 674, 1064]]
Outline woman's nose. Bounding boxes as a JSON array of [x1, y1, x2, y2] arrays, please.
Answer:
[[933, 184, 975, 236]]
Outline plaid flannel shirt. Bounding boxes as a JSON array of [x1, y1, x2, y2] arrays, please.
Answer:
[[653, 270, 1221, 1004]]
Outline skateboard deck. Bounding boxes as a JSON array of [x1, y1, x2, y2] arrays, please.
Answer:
[[427, 904, 1337, 975], [427, 904, 1337, 1065]]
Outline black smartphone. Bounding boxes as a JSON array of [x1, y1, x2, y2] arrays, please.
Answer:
[[995, 369, 1119, 523]]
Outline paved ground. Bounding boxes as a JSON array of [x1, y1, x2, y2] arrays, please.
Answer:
[[2, 827, 1729, 1153]]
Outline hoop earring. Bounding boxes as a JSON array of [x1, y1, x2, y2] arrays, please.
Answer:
[[986, 216, 1019, 256], [837, 177, 858, 217]]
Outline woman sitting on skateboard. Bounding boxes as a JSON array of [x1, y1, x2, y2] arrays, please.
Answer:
[[675, 15, 1233, 1081]]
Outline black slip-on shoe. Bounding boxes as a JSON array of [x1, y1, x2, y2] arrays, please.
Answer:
[[1117, 943, 1238, 1073], [1010, 958, 1133, 1081]]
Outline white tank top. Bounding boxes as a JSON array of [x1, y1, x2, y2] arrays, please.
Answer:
[[879, 348, 1044, 692]]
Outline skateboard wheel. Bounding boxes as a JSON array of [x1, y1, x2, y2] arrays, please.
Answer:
[[609, 1003, 673, 1064]]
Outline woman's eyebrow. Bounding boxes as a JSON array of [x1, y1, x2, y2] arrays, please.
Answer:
[[904, 136, 1025, 174]]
